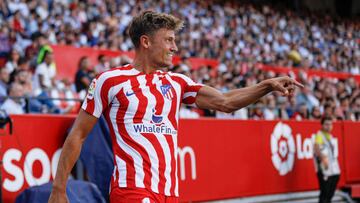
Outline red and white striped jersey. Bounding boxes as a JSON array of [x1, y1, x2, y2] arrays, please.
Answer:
[[81, 64, 203, 197]]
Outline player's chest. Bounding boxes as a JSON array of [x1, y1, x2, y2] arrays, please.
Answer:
[[115, 74, 181, 111]]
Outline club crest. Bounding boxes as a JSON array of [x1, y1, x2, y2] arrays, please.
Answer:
[[160, 84, 175, 100]]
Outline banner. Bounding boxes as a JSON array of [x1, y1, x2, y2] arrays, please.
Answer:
[[342, 121, 360, 183], [0, 115, 359, 202], [177, 119, 346, 201], [0, 115, 75, 202]]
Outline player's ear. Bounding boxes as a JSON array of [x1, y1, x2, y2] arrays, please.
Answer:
[[140, 35, 151, 49]]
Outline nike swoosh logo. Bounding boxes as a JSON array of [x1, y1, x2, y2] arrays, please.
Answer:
[[126, 91, 135, 96]]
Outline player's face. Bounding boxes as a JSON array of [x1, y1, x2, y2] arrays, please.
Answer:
[[148, 28, 178, 68]]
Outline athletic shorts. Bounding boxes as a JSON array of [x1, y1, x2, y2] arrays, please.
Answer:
[[110, 187, 179, 203]]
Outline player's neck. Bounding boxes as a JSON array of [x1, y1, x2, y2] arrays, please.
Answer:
[[132, 52, 157, 74]]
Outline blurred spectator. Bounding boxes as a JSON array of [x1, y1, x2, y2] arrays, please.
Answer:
[[335, 96, 353, 120], [310, 106, 322, 120], [292, 103, 310, 121], [233, 108, 249, 120], [5, 49, 20, 74], [0, 68, 9, 102], [31, 50, 62, 114], [0, 26, 11, 57], [277, 97, 289, 120], [179, 106, 200, 118], [263, 95, 278, 120], [9, 10, 24, 33], [0, 0, 357, 74], [37, 44, 53, 66], [13, 69, 43, 113], [118, 55, 133, 66], [109, 56, 120, 68], [0, 82, 25, 114], [250, 102, 264, 120], [95, 54, 109, 74], [0, 0, 358, 120], [13, 69, 32, 94], [33, 50, 55, 94], [9, 56, 29, 83], [216, 111, 234, 119], [25, 32, 47, 69], [323, 103, 336, 120], [50, 79, 78, 114], [75, 56, 95, 94], [286, 96, 297, 118], [351, 97, 360, 120], [296, 84, 319, 111]]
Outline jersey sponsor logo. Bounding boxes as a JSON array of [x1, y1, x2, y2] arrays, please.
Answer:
[[87, 79, 96, 100], [270, 122, 295, 176], [133, 123, 177, 135], [151, 109, 163, 123], [132, 109, 177, 135], [160, 84, 175, 100]]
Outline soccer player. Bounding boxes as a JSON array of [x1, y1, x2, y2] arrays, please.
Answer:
[[48, 11, 303, 203]]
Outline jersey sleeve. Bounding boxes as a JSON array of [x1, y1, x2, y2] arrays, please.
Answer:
[[174, 73, 204, 107], [81, 75, 113, 118]]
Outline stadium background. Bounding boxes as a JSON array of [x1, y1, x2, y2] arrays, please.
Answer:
[[0, 0, 359, 202]]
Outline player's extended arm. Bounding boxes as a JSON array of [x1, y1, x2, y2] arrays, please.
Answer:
[[196, 76, 303, 113], [48, 109, 98, 203]]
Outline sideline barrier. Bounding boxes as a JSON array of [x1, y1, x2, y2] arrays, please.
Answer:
[[0, 115, 75, 202], [342, 121, 360, 183], [1, 115, 359, 202]]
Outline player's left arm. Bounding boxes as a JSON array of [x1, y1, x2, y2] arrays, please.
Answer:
[[195, 76, 303, 113]]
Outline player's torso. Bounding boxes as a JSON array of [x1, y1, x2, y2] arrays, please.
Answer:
[[101, 66, 197, 196], [109, 71, 182, 135]]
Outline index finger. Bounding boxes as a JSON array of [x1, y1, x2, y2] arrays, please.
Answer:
[[291, 79, 304, 88]]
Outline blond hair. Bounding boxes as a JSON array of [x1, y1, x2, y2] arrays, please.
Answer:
[[128, 11, 184, 48]]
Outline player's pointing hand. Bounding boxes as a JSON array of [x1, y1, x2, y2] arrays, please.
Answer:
[[266, 76, 304, 97]]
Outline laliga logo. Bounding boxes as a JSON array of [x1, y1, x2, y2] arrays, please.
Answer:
[[270, 122, 296, 176], [86, 78, 96, 100]]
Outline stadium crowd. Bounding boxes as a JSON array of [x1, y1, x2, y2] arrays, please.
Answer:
[[0, 0, 359, 120]]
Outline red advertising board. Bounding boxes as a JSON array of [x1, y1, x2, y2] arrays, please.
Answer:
[[342, 121, 360, 183], [177, 119, 345, 201], [0, 115, 75, 202], [0, 115, 358, 202]]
